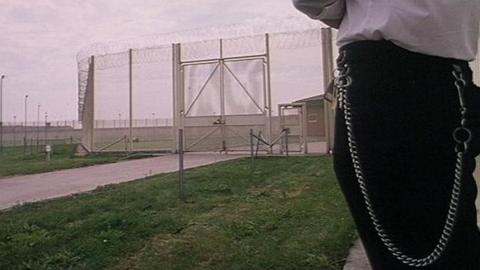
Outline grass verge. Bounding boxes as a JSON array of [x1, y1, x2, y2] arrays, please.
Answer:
[[0, 156, 356, 270], [0, 145, 123, 177]]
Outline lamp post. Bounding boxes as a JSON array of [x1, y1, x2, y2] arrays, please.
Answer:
[[13, 115, 16, 146], [24, 94, 28, 156], [151, 113, 156, 141], [0, 74, 5, 153], [44, 112, 48, 146], [37, 104, 41, 151]]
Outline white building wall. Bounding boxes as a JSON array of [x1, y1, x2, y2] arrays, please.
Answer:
[[471, 58, 480, 85], [471, 38, 480, 85]]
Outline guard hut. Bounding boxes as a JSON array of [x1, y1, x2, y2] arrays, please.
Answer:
[[294, 94, 326, 141], [277, 94, 326, 155], [279, 79, 335, 155]]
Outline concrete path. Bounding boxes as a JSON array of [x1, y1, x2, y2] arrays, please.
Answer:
[[0, 153, 245, 210], [343, 160, 480, 270], [343, 240, 371, 270]]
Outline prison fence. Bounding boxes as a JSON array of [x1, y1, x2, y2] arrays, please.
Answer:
[[0, 120, 80, 156], [0, 118, 176, 153], [77, 24, 337, 155]]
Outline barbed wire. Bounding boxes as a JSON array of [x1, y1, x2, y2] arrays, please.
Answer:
[[77, 16, 323, 62], [77, 16, 328, 121]]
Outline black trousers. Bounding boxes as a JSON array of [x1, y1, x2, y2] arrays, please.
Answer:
[[333, 41, 480, 270]]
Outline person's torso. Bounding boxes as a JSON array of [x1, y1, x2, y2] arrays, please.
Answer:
[[337, 0, 480, 61]]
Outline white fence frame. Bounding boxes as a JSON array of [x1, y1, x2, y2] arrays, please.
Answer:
[[79, 28, 336, 154]]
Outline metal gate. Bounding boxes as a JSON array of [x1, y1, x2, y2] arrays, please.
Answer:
[[278, 103, 308, 154], [178, 42, 270, 152]]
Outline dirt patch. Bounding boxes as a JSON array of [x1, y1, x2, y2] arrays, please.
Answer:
[[285, 185, 309, 198]]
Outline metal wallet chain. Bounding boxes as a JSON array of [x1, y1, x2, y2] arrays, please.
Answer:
[[334, 52, 472, 267]]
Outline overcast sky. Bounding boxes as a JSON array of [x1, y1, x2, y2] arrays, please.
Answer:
[[0, 0, 324, 122]]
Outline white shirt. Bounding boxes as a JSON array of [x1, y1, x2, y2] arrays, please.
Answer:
[[293, 0, 480, 61]]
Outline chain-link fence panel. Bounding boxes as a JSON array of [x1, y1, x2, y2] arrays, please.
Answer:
[[132, 46, 174, 152], [77, 22, 335, 154]]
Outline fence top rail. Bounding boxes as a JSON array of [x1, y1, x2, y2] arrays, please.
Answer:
[[180, 54, 267, 66]]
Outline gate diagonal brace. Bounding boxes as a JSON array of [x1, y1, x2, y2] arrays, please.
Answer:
[[223, 63, 264, 113], [185, 64, 220, 116]]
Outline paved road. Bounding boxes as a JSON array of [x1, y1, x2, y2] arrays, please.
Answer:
[[0, 153, 245, 210]]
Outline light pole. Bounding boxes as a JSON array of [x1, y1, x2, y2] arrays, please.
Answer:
[[44, 112, 48, 146], [24, 94, 28, 156], [37, 104, 41, 151], [151, 113, 156, 141], [0, 74, 5, 153], [13, 115, 16, 146]]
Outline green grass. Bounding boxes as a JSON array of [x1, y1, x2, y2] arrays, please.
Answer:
[[0, 145, 124, 177], [0, 156, 356, 270]]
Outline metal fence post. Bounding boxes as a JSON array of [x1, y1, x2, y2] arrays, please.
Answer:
[[285, 128, 289, 157], [178, 128, 186, 202], [13, 122, 16, 146], [219, 39, 227, 153], [265, 33, 273, 151], [250, 129, 254, 167], [255, 131, 261, 157], [321, 28, 335, 154], [44, 122, 48, 147], [23, 136, 26, 157], [129, 49, 133, 153]]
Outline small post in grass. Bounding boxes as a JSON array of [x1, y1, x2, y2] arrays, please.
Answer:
[[45, 144, 51, 161], [250, 129, 254, 168], [23, 137, 26, 157], [178, 128, 186, 202], [284, 128, 289, 157]]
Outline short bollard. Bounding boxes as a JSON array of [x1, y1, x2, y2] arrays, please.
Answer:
[[45, 144, 52, 161]]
